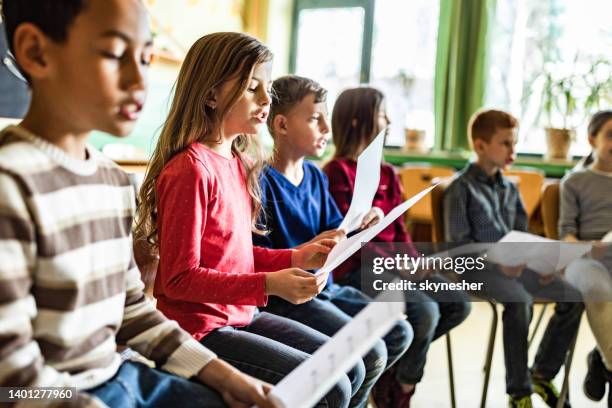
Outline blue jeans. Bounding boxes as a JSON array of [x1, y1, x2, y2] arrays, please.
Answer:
[[337, 272, 470, 385], [398, 275, 471, 384], [87, 361, 226, 407], [264, 284, 413, 407], [200, 311, 352, 408], [465, 267, 584, 397]]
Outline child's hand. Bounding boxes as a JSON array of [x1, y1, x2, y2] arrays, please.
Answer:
[[265, 268, 319, 304], [499, 263, 526, 278], [590, 241, 609, 260], [359, 207, 384, 230], [538, 274, 556, 285], [297, 229, 346, 249], [292, 239, 337, 270], [197, 358, 278, 408]]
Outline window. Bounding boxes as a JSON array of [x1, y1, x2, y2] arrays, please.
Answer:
[[290, 0, 439, 148], [369, 0, 439, 147], [486, 0, 612, 156]]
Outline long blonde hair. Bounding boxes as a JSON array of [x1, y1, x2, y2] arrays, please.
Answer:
[[135, 32, 273, 249]]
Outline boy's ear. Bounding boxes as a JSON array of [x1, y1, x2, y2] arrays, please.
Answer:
[[273, 114, 289, 136], [588, 134, 597, 149], [205, 90, 218, 109], [473, 138, 486, 154], [12, 23, 53, 80]]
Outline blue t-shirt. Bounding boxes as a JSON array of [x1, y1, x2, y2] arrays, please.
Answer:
[[253, 161, 343, 284]]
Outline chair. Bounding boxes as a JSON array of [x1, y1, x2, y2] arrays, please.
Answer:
[[503, 168, 545, 220], [538, 180, 578, 408], [527, 182, 561, 349], [427, 178, 456, 408], [400, 165, 455, 225], [541, 181, 561, 240], [431, 179, 498, 408]]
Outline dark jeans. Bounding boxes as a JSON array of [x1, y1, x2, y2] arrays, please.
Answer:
[[397, 275, 471, 384], [337, 272, 471, 385], [465, 267, 584, 397], [263, 283, 413, 407], [201, 311, 352, 408], [87, 361, 227, 407]]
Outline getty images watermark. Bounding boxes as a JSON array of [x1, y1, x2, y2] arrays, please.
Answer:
[[359, 242, 612, 303]]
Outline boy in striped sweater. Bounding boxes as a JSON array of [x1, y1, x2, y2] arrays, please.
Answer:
[[0, 1, 275, 407]]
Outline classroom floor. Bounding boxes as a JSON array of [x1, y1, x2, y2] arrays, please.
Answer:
[[403, 302, 607, 407]]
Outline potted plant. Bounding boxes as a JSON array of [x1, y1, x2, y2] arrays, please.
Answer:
[[527, 58, 612, 160]]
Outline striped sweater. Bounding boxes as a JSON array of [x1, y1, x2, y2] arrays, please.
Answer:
[[0, 126, 216, 405]]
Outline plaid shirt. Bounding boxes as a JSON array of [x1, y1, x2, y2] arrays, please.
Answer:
[[443, 162, 527, 243]]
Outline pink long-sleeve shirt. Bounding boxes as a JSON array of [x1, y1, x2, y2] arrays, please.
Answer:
[[155, 143, 292, 339]]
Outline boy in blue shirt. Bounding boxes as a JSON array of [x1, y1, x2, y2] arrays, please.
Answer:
[[254, 75, 413, 408], [443, 109, 583, 408]]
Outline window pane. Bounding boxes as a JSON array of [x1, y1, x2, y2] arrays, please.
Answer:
[[295, 8, 365, 105], [370, 0, 440, 148], [486, 0, 612, 156]]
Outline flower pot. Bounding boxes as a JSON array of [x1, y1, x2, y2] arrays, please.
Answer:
[[545, 128, 574, 160], [403, 128, 427, 153]]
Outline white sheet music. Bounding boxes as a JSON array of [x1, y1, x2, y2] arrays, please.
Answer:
[[486, 231, 592, 275], [338, 129, 386, 233], [267, 287, 405, 408], [316, 185, 436, 279]]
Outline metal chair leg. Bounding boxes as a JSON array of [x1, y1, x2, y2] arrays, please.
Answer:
[[446, 333, 457, 408], [481, 301, 498, 408], [556, 320, 580, 408], [528, 304, 548, 349]]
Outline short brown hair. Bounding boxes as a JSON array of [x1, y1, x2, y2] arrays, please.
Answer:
[[268, 75, 327, 136], [468, 109, 518, 146]]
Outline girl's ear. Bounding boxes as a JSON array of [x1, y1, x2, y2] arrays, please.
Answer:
[[351, 118, 358, 128], [205, 90, 218, 109]]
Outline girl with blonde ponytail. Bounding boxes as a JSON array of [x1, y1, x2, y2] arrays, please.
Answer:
[[136, 32, 354, 407]]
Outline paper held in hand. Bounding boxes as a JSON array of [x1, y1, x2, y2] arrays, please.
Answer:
[[316, 185, 437, 278], [338, 129, 386, 233], [486, 231, 592, 275], [267, 286, 405, 408]]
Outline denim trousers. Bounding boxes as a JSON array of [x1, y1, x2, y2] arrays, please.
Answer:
[[263, 283, 414, 407], [396, 275, 471, 384], [87, 361, 227, 408], [465, 267, 584, 397], [200, 311, 353, 408]]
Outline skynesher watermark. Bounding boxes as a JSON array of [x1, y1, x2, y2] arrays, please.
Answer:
[[372, 278, 483, 292]]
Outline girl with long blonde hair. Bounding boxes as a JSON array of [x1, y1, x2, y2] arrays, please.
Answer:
[[136, 32, 353, 407]]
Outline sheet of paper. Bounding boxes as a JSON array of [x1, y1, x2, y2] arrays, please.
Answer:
[[486, 231, 592, 275], [268, 286, 405, 408], [602, 230, 612, 243], [316, 185, 436, 278], [338, 129, 386, 233]]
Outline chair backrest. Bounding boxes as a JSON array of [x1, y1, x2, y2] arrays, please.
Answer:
[[399, 165, 455, 224], [430, 176, 455, 243], [503, 168, 545, 218], [540, 181, 560, 239]]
